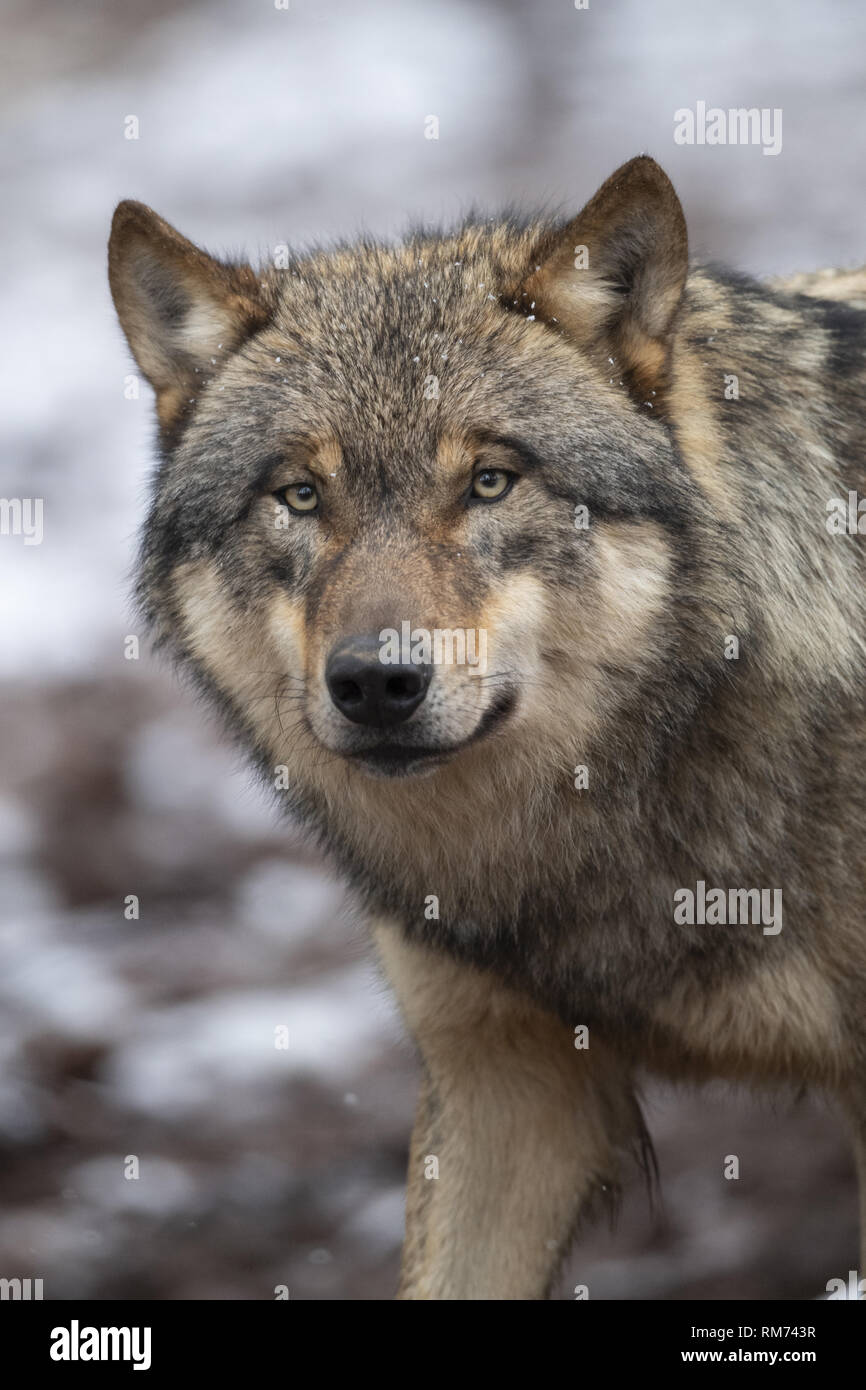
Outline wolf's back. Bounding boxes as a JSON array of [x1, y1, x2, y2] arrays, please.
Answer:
[[773, 264, 866, 308]]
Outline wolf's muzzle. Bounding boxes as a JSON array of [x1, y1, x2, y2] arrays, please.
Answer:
[[325, 635, 432, 728]]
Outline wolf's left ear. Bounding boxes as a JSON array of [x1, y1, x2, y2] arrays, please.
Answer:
[[108, 200, 269, 432], [524, 156, 688, 402]]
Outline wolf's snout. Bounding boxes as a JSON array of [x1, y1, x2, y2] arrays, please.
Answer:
[[325, 635, 432, 728]]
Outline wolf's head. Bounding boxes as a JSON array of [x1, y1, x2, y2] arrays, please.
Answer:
[[110, 158, 707, 811]]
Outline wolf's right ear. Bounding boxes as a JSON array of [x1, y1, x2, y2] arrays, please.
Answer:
[[523, 156, 688, 404], [108, 201, 269, 432]]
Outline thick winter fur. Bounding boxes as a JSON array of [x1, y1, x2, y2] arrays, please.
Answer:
[[109, 157, 866, 1299]]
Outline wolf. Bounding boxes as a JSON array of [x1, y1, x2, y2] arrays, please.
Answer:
[[108, 156, 866, 1299]]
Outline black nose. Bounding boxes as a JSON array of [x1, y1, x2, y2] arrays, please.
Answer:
[[325, 635, 432, 727]]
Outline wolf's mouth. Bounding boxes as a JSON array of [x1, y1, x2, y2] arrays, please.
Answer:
[[348, 686, 518, 779]]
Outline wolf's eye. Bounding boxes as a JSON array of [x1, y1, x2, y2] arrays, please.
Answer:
[[471, 469, 513, 502], [278, 483, 319, 514]]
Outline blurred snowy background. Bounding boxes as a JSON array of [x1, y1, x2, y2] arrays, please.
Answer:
[[1, 0, 863, 1299]]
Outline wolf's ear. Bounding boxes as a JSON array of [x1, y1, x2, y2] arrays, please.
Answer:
[[524, 156, 687, 402], [108, 201, 268, 431]]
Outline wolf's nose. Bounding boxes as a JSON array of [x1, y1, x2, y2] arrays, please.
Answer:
[[326, 635, 432, 727]]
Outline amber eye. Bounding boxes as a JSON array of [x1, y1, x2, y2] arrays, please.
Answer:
[[278, 482, 319, 513], [471, 468, 513, 502]]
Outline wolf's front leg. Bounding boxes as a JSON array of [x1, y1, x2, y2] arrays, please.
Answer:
[[374, 922, 642, 1300]]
